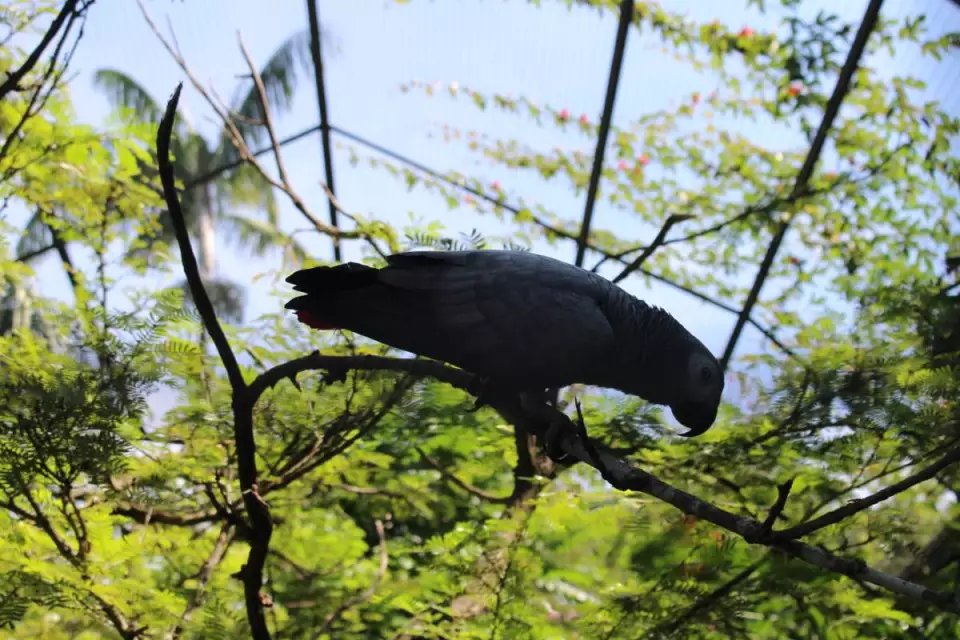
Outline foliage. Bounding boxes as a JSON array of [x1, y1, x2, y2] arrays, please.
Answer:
[[1, 0, 959, 638]]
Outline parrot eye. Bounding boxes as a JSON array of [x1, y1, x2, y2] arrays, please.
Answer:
[[687, 352, 721, 399]]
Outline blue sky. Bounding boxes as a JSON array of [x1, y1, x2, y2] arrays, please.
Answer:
[[12, 0, 960, 376]]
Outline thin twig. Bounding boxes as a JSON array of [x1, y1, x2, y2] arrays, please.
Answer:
[[777, 445, 960, 540], [647, 558, 766, 638], [416, 446, 511, 504], [183, 124, 321, 190], [168, 524, 235, 640], [0, 0, 80, 101], [759, 478, 794, 536], [315, 519, 389, 638], [137, 0, 349, 243], [611, 214, 692, 284]]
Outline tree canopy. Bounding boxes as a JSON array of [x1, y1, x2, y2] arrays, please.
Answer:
[[1, 0, 958, 638]]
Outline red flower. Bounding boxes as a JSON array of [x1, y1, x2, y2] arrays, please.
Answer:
[[557, 108, 571, 121], [637, 153, 650, 166], [490, 180, 502, 191], [616, 159, 628, 171], [463, 194, 476, 205], [738, 26, 754, 38], [787, 81, 804, 97], [578, 113, 590, 126], [691, 91, 701, 106]]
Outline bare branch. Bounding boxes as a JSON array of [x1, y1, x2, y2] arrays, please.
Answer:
[[137, 0, 347, 242], [248, 351, 475, 402], [156, 84, 244, 391]]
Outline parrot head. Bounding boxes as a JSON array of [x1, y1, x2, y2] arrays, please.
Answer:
[[621, 311, 724, 436], [667, 349, 724, 436]]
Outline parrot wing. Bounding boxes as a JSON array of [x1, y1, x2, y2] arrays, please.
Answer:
[[287, 251, 618, 389]]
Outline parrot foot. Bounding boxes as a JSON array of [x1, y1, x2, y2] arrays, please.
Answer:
[[572, 398, 610, 479], [542, 419, 573, 464]]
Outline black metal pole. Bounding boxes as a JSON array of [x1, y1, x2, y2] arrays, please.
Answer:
[[574, 0, 634, 267], [306, 0, 341, 260], [719, 0, 884, 370]]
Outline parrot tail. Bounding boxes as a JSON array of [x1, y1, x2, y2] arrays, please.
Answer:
[[284, 262, 379, 330]]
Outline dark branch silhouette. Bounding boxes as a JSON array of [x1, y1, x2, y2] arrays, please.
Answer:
[[157, 84, 273, 640], [0, 0, 81, 102]]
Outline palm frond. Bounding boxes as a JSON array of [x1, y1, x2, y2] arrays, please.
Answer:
[[180, 277, 244, 324], [219, 212, 307, 263], [93, 69, 164, 124]]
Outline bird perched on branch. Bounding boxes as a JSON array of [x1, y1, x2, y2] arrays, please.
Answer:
[[285, 251, 723, 435]]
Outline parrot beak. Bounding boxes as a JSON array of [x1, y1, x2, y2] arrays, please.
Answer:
[[670, 402, 718, 437]]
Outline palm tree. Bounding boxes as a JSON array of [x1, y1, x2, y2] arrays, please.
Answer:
[[16, 31, 311, 322]]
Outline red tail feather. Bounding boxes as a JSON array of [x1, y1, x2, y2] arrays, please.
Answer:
[[295, 310, 338, 330]]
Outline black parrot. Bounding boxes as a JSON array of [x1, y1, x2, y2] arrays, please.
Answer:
[[285, 250, 723, 435]]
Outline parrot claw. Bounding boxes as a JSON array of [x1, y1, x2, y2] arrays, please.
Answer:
[[542, 420, 573, 463]]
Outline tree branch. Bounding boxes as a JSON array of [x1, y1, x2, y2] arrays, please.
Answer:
[[416, 446, 511, 504], [611, 214, 692, 284], [245, 351, 960, 614], [157, 85, 244, 391], [315, 519, 389, 637], [157, 84, 273, 640], [777, 445, 960, 540], [0, 0, 80, 101], [168, 524, 235, 640]]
